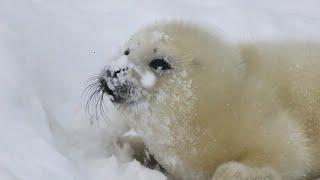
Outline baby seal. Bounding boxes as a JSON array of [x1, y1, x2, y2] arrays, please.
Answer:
[[88, 21, 320, 179]]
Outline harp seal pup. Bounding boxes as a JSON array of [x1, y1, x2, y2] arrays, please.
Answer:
[[94, 21, 320, 179]]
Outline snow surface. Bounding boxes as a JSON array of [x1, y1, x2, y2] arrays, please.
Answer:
[[0, 0, 320, 180]]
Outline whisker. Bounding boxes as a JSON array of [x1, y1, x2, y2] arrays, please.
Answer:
[[84, 86, 99, 99], [98, 93, 110, 123], [100, 95, 111, 123], [82, 82, 100, 98], [87, 74, 101, 81], [94, 92, 103, 120], [99, 94, 105, 118], [83, 73, 116, 124], [86, 88, 102, 113]]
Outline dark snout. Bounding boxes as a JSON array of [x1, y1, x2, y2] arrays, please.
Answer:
[[99, 68, 131, 104]]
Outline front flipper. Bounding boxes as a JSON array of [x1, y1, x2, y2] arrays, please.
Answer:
[[118, 135, 167, 174]]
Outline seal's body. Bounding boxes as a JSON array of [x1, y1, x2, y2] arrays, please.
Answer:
[[93, 22, 320, 179]]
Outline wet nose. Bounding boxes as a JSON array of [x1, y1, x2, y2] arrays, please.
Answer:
[[99, 69, 129, 103]]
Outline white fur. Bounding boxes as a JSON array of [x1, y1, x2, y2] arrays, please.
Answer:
[[116, 21, 320, 180]]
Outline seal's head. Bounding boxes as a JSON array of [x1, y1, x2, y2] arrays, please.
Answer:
[[87, 21, 244, 122], [86, 21, 245, 178], [98, 23, 199, 107], [99, 21, 242, 107]]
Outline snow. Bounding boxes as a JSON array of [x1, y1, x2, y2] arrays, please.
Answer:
[[140, 71, 156, 89], [0, 0, 320, 180], [110, 55, 129, 73]]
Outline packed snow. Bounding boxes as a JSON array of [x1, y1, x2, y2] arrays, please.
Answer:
[[1, 0, 320, 180], [140, 71, 156, 88]]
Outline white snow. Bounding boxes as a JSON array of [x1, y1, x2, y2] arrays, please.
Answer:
[[110, 55, 129, 73], [0, 0, 320, 180], [140, 71, 156, 89]]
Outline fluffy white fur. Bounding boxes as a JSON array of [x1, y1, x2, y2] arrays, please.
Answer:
[[113, 21, 320, 180]]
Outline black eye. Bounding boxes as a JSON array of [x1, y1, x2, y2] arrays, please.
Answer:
[[149, 58, 172, 70], [124, 49, 130, 55]]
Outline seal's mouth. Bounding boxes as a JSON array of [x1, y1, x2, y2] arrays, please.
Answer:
[[83, 66, 142, 119], [99, 66, 134, 104], [84, 54, 155, 119], [99, 77, 133, 104]]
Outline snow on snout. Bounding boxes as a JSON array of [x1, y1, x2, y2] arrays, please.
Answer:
[[114, 54, 157, 88], [108, 55, 156, 89], [129, 64, 157, 89], [140, 71, 156, 88], [107, 55, 131, 85], [110, 55, 129, 71]]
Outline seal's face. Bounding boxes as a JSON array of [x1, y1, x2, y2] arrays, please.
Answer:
[[85, 23, 204, 126], [98, 29, 194, 108], [99, 47, 174, 105], [86, 22, 241, 122]]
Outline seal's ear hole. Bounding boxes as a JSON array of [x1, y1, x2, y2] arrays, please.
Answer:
[[149, 58, 172, 71]]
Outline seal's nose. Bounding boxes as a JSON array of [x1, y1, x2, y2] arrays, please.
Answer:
[[111, 67, 129, 78], [100, 68, 130, 103]]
